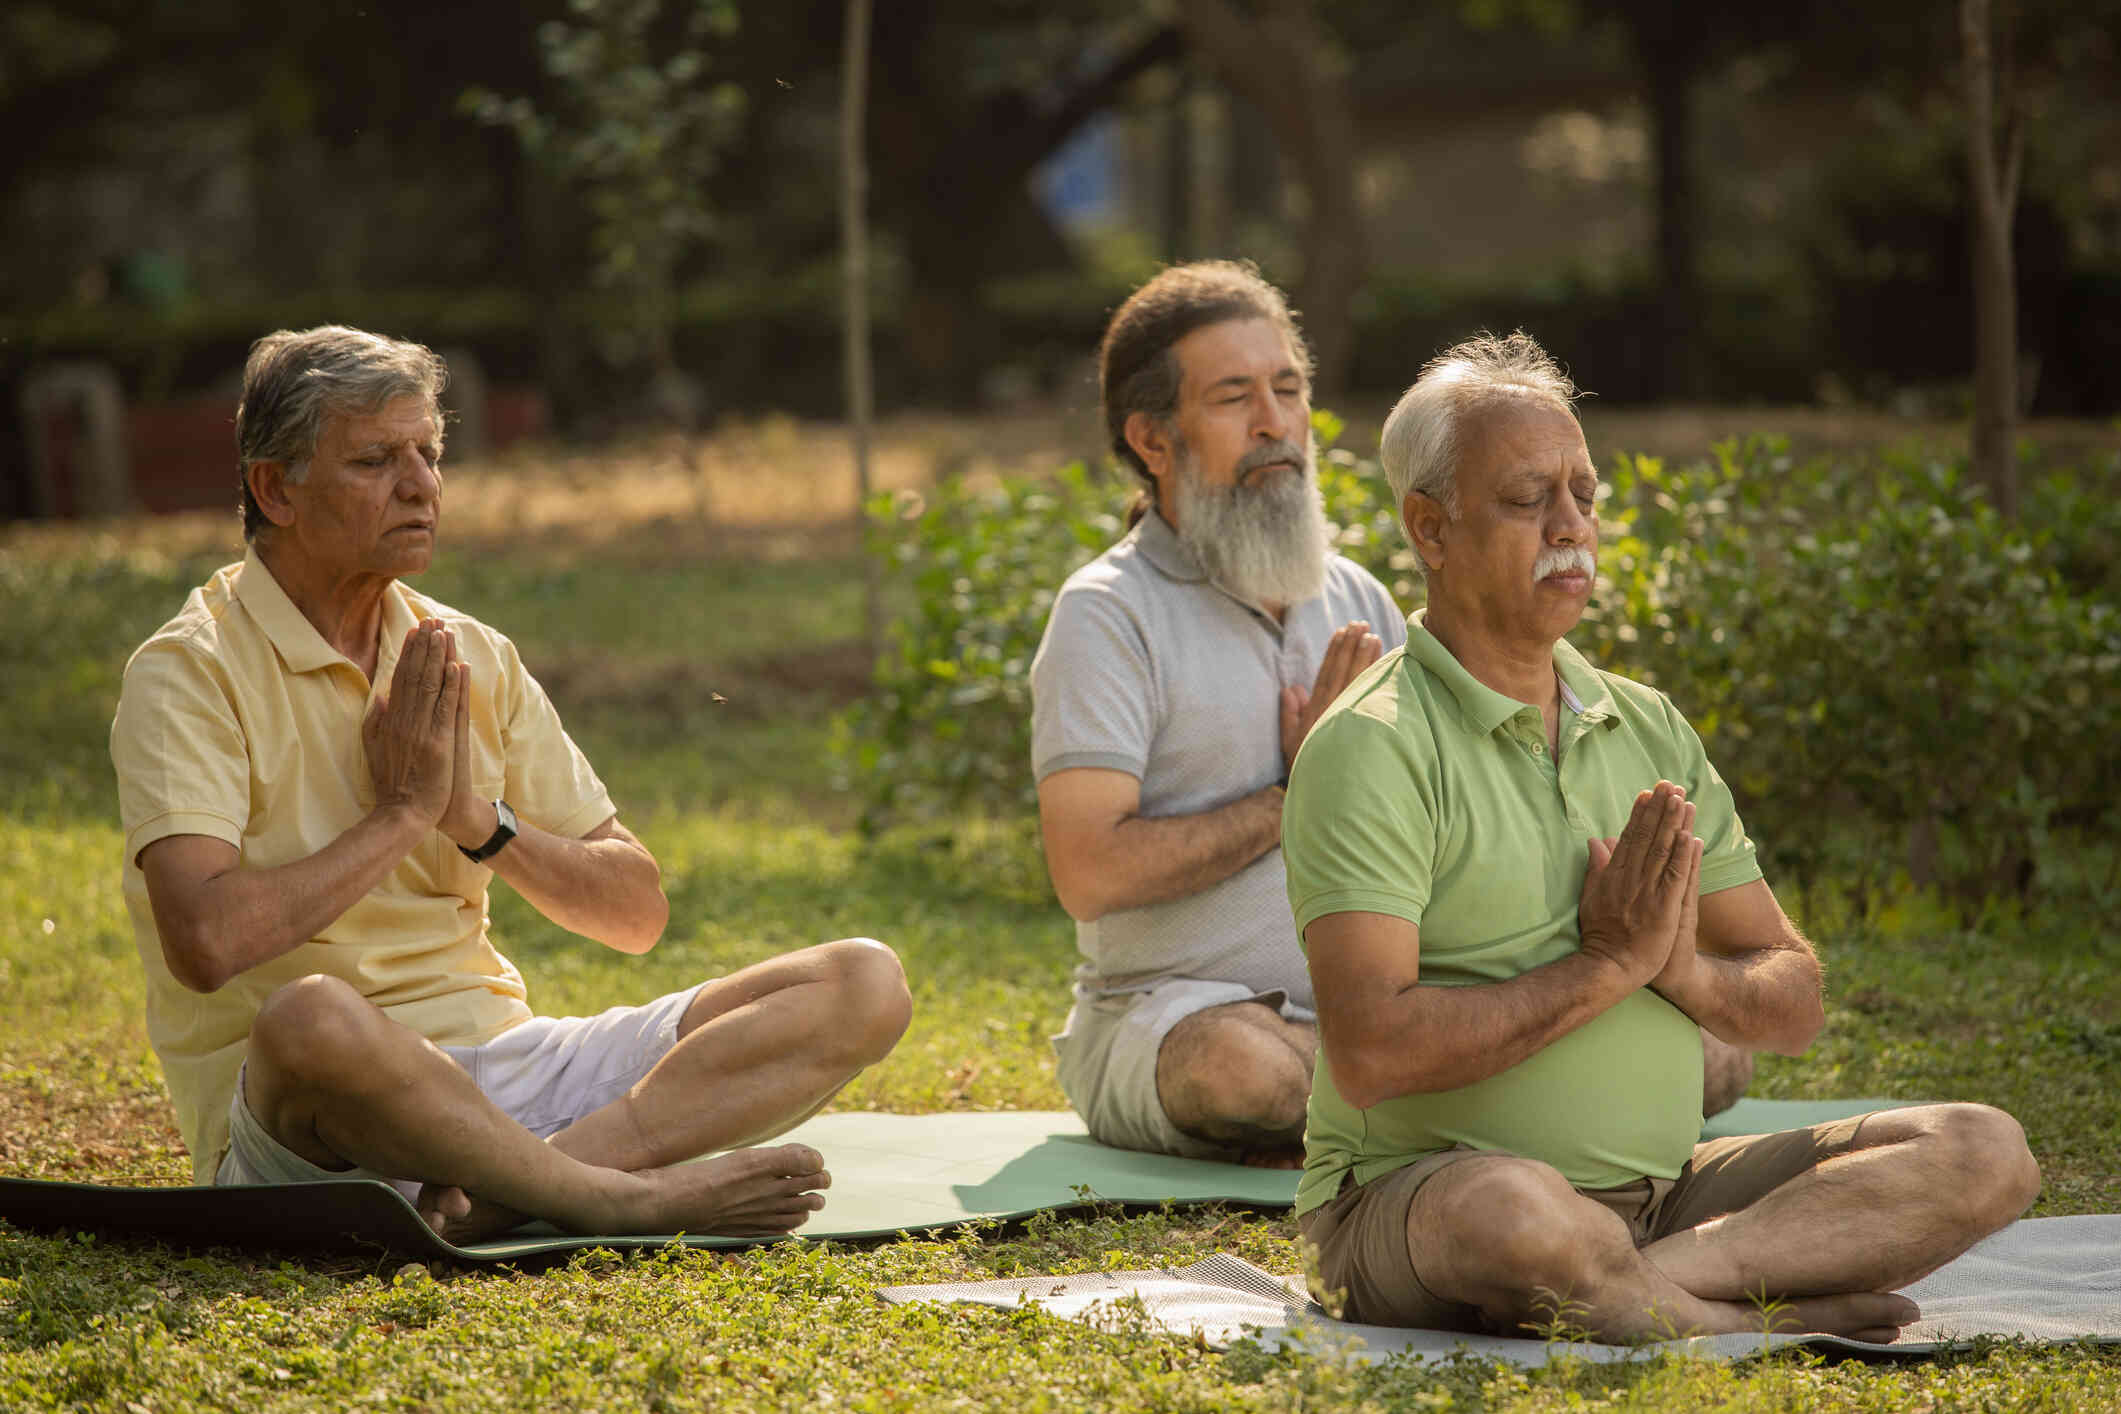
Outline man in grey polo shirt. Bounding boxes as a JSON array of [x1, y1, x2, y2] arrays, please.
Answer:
[[1029, 262, 1402, 1163]]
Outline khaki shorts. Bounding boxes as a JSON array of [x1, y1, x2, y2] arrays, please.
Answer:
[[216, 983, 706, 1201], [1053, 978, 1314, 1160], [1299, 1114, 1880, 1330]]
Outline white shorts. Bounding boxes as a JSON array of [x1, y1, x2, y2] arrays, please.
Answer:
[[1052, 978, 1315, 1160], [216, 983, 706, 1200]]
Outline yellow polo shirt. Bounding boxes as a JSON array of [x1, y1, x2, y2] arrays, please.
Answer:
[[110, 549, 616, 1181]]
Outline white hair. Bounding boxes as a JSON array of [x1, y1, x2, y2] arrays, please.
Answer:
[[1378, 330, 1580, 575]]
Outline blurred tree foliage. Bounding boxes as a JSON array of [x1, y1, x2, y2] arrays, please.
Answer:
[[464, 0, 746, 422], [1, 0, 2118, 423]]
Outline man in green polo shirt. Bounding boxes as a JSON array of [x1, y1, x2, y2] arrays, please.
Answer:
[[1282, 331, 2041, 1344]]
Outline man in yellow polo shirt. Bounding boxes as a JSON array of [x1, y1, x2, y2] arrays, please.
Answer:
[[1282, 331, 2040, 1343], [111, 325, 910, 1240]]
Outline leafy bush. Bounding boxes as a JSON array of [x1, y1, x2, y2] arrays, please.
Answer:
[[1581, 439, 2121, 916], [834, 413, 1413, 831], [843, 422, 2119, 914]]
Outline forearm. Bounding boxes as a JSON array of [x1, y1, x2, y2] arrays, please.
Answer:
[[154, 805, 429, 992], [1332, 950, 1641, 1107], [483, 819, 668, 954], [1658, 946, 1823, 1055], [1056, 785, 1283, 921]]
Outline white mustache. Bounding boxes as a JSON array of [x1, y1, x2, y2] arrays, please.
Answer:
[[1532, 545, 1596, 582]]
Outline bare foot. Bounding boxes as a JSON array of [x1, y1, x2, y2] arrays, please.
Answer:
[[415, 1183, 532, 1245], [1767, 1291, 1921, 1343], [632, 1143, 833, 1236]]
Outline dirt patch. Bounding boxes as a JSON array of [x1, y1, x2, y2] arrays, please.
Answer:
[[0, 1066, 191, 1185]]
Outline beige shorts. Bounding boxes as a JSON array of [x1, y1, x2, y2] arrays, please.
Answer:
[[1053, 978, 1313, 1160], [216, 983, 706, 1200], [1299, 1114, 1880, 1330]]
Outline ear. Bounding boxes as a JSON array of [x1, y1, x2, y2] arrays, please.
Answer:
[[247, 460, 300, 531], [1122, 410, 1178, 487], [1404, 490, 1449, 573]]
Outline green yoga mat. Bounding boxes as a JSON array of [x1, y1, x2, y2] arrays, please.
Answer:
[[0, 1098, 1908, 1263]]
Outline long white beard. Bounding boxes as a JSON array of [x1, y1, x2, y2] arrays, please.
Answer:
[[1172, 438, 1332, 608]]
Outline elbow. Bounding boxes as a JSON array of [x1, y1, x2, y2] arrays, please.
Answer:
[[612, 883, 670, 956], [1051, 878, 1105, 923], [1043, 857, 1108, 923], [1324, 1041, 1397, 1112], [1774, 998, 1826, 1057], [161, 928, 234, 994]]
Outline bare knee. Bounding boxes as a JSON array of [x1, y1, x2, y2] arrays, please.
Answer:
[[248, 975, 387, 1089], [816, 937, 911, 1065], [1156, 1007, 1311, 1147], [1422, 1162, 1630, 1326], [1923, 1103, 2040, 1231]]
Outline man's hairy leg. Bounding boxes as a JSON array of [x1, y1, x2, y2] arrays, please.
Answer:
[[1157, 1002, 1314, 1166], [552, 938, 911, 1168], [1641, 1103, 2039, 1303], [1408, 1156, 1920, 1344], [243, 975, 832, 1238], [424, 938, 912, 1241]]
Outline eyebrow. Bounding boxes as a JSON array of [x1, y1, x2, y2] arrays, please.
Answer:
[[1201, 367, 1305, 395]]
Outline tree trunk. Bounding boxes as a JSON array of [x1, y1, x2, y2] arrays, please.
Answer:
[[1642, 37, 1701, 401], [842, 0, 880, 659], [1962, 0, 2022, 518], [1174, 0, 1363, 398]]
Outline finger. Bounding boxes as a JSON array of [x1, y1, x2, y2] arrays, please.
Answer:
[[1585, 836, 1614, 877], [436, 649, 463, 737], [1606, 789, 1658, 880], [419, 621, 448, 698], [454, 660, 472, 758], [1645, 787, 1692, 883], [390, 624, 428, 705], [1654, 795, 1695, 884], [1352, 631, 1383, 672], [1312, 624, 1361, 695]]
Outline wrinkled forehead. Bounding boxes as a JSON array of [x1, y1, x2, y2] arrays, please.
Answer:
[[1455, 394, 1588, 487], [1174, 317, 1305, 397], [318, 394, 441, 453]]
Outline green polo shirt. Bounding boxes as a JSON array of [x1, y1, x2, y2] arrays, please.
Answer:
[[1283, 611, 1763, 1214]]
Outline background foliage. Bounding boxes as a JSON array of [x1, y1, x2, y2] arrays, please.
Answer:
[[842, 417, 2121, 917]]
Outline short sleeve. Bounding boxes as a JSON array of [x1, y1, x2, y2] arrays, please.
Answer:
[[1029, 581, 1157, 782], [1659, 696, 1762, 896], [493, 636, 616, 840], [1282, 685, 1437, 941], [111, 639, 250, 865]]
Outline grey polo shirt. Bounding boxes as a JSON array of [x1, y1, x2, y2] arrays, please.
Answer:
[[1029, 511, 1406, 1004]]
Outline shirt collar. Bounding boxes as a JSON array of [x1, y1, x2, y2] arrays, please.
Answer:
[[1130, 510, 1208, 584], [235, 547, 420, 683], [1407, 609, 1614, 734]]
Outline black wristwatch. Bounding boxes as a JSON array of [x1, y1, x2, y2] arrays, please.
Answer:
[[459, 798, 518, 863]]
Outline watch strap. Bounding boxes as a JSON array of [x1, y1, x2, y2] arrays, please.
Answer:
[[459, 798, 518, 863]]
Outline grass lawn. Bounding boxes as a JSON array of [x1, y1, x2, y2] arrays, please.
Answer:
[[2, 437, 2118, 1411]]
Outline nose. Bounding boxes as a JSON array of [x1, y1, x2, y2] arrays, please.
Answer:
[[1551, 490, 1593, 546], [401, 450, 441, 500], [1251, 386, 1294, 444]]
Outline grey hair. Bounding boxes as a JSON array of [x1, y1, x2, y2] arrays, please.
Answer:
[[1378, 330, 1579, 573], [235, 325, 448, 540]]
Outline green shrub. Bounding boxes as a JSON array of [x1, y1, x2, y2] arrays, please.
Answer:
[[1583, 439, 2121, 916], [834, 412, 1413, 831], [843, 423, 2119, 915]]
